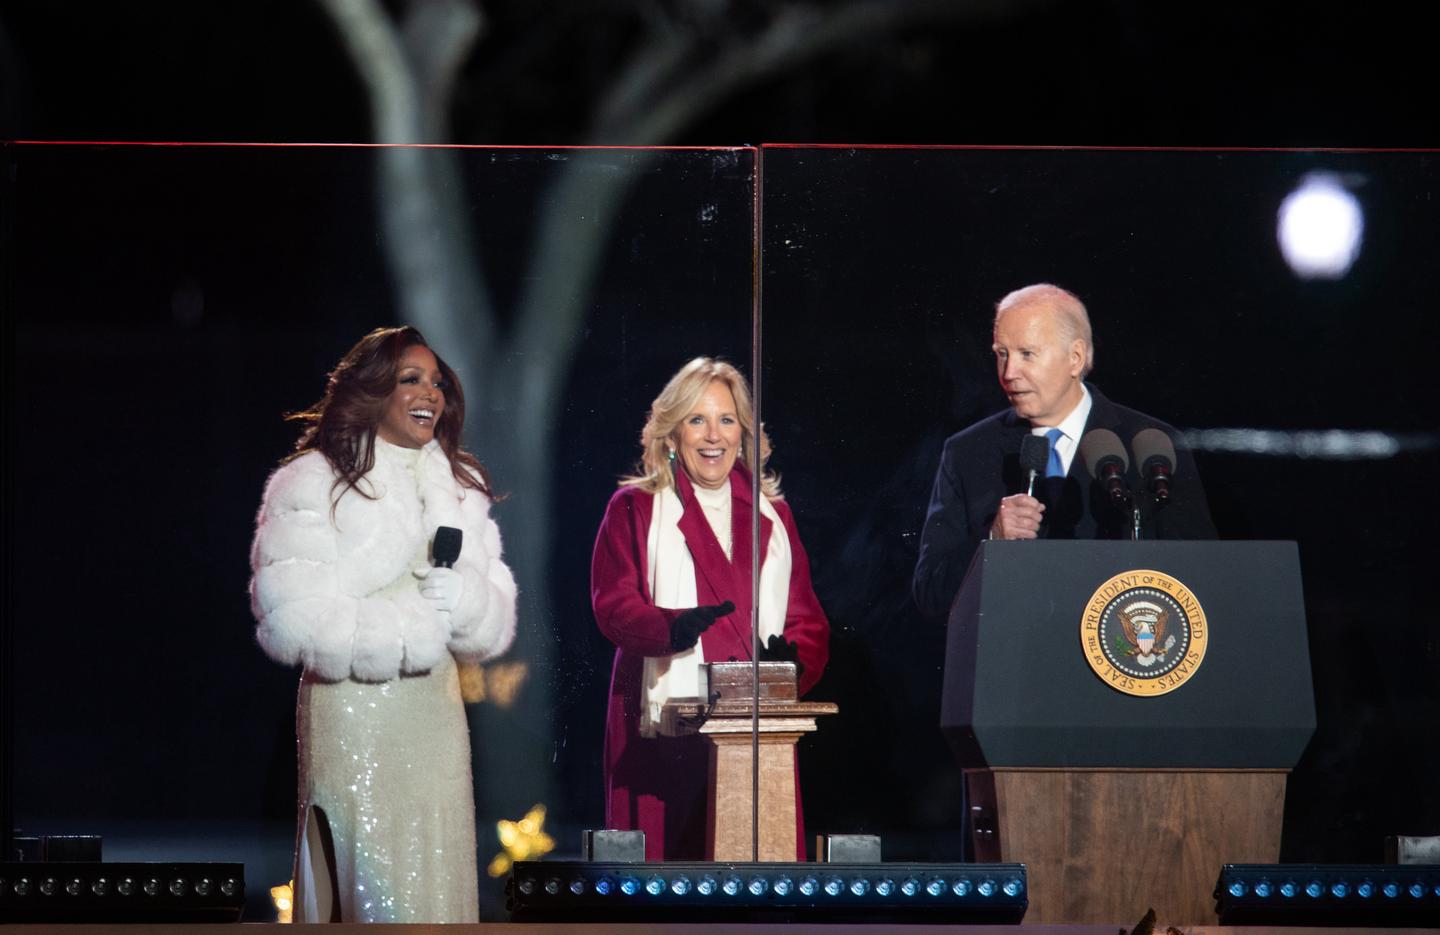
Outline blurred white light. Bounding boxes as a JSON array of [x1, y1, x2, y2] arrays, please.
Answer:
[[1277, 174, 1364, 279], [1183, 428, 1440, 460]]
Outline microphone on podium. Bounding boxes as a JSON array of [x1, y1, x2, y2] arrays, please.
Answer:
[[1019, 434, 1050, 497], [1132, 428, 1176, 505], [1079, 428, 1130, 507], [433, 526, 463, 568]]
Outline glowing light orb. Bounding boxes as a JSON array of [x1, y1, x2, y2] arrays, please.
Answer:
[[1278, 174, 1364, 279]]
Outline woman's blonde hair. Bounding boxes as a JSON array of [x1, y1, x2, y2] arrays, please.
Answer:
[[621, 357, 781, 498]]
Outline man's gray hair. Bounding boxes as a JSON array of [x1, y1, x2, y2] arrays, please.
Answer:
[[995, 282, 1095, 377]]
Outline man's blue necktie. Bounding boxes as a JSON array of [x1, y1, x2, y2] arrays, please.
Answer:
[[1045, 428, 1066, 478]]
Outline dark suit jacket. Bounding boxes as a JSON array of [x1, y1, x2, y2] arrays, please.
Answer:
[[912, 384, 1218, 619]]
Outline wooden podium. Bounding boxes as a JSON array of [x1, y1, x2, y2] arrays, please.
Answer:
[[660, 661, 837, 861], [943, 541, 1316, 926], [967, 767, 1286, 923]]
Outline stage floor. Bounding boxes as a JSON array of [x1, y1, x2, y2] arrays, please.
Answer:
[[5, 924, 1440, 933]]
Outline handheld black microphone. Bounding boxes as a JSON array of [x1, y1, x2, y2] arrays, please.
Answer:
[[1018, 434, 1050, 497], [1132, 428, 1176, 504], [1079, 428, 1130, 507], [433, 526, 464, 568]]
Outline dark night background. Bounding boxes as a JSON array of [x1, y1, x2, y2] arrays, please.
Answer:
[[3, 0, 1438, 923]]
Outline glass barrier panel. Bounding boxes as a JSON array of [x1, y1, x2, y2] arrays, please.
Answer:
[[5, 142, 758, 920], [759, 145, 1440, 864]]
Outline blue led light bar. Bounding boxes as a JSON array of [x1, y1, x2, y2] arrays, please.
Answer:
[[508, 861, 1027, 923], [1215, 864, 1440, 927]]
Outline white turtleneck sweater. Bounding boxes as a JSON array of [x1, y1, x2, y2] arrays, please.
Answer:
[[691, 477, 733, 560]]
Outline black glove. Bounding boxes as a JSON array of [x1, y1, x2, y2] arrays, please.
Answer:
[[669, 600, 735, 652], [759, 633, 804, 681]]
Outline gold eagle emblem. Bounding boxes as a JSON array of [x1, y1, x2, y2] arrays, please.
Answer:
[[1118, 600, 1176, 665]]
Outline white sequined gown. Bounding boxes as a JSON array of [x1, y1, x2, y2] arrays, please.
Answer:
[[292, 444, 478, 923], [295, 658, 477, 922]]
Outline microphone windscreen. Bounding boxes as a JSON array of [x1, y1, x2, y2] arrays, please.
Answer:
[[1078, 428, 1129, 478], [1132, 428, 1177, 472], [1019, 434, 1050, 475], [433, 526, 464, 567]]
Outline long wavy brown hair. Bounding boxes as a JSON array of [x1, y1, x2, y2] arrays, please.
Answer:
[[283, 325, 495, 505]]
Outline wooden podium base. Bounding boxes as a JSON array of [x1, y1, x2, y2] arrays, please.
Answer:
[[702, 715, 812, 861], [661, 663, 836, 862], [968, 768, 1287, 926]]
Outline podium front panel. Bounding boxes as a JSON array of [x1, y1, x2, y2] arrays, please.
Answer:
[[942, 539, 1316, 768]]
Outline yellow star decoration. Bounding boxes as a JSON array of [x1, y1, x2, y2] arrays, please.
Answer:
[[487, 803, 555, 878], [458, 660, 529, 707], [270, 880, 294, 923]]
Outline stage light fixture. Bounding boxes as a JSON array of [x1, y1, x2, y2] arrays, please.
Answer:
[[1215, 864, 1440, 927], [508, 860, 1026, 922], [817, 833, 882, 863], [0, 862, 244, 923]]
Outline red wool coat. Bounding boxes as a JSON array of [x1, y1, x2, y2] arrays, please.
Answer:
[[590, 464, 829, 860]]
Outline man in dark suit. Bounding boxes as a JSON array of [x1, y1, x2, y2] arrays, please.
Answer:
[[913, 283, 1217, 619]]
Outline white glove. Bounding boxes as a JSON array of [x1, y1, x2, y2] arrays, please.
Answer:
[[413, 565, 464, 614]]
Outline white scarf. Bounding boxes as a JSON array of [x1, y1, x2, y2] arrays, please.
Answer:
[[640, 480, 791, 737]]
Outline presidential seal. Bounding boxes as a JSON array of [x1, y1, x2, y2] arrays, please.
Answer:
[[1080, 569, 1207, 697]]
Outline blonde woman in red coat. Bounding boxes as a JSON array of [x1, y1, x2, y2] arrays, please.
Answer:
[[590, 356, 829, 860]]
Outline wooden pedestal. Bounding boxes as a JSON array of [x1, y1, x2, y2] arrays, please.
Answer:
[[661, 662, 837, 862], [968, 767, 1288, 926], [701, 711, 823, 860]]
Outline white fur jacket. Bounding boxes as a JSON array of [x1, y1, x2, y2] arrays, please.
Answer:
[[249, 438, 517, 682]]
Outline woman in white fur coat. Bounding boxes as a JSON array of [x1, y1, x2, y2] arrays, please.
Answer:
[[249, 325, 516, 923]]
